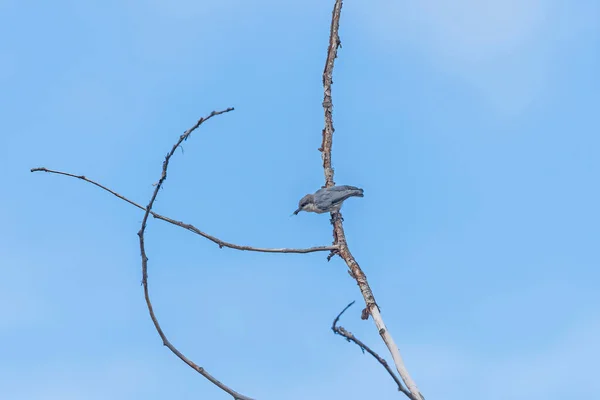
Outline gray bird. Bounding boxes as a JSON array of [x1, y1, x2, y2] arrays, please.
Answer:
[[293, 185, 364, 215]]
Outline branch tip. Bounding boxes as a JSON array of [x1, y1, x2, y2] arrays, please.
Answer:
[[32, 167, 334, 254], [136, 108, 254, 400], [331, 301, 411, 396]]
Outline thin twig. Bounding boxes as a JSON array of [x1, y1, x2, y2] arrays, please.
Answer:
[[332, 302, 414, 398], [136, 107, 254, 400], [319, 1, 424, 399], [31, 167, 337, 254]]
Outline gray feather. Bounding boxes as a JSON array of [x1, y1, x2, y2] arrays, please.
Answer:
[[314, 185, 364, 210]]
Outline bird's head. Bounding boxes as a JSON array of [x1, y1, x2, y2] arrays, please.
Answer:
[[293, 194, 316, 215]]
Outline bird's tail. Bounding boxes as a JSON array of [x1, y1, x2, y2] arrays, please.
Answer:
[[348, 187, 364, 197], [339, 187, 364, 200], [328, 185, 365, 207]]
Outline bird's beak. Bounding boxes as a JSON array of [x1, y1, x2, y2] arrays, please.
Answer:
[[292, 208, 302, 215]]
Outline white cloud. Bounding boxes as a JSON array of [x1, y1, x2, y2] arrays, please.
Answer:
[[362, 0, 552, 115], [407, 0, 546, 64]]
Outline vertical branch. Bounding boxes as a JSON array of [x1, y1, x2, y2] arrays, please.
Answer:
[[319, 0, 343, 189], [319, 1, 425, 399]]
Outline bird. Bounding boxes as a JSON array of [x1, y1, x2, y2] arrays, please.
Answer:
[[293, 185, 364, 215]]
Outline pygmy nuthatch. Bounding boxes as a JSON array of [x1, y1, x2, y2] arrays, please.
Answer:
[[293, 185, 364, 215]]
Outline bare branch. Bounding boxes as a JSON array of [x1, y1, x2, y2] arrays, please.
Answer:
[[319, 1, 425, 399], [29, 2, 428, 398], [332, 302, 417, 399], [136, 107, 254, 400], [319, 0, 343, 189], [31, 167, 337, 254]]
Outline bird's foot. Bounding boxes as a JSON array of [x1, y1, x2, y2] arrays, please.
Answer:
[[330, 212, 344, 224], [327, 249, 339, 261]]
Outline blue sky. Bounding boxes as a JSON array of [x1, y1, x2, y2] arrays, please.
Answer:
[[1, 0, 599, 399]]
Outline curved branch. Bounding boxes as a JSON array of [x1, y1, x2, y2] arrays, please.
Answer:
[[332, 302, 415, 399], [30, 167, 337, 254], [137, 107, 254, 400], [319, 1, 425, 399]]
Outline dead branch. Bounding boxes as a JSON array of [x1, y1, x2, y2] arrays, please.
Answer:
[[30, 1, 427, 398], [332, 302, 417, 399], [319, 0, 342, 188], [30, 167, 337, 254], [320, 1, 425, 399], [136, 107, 254, 400]]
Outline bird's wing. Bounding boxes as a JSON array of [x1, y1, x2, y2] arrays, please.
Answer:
[[328, 185, 363, 192], [317, 186, 364, 207]]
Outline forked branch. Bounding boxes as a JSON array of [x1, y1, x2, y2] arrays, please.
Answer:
[[31, 1, 426, 398], [320, 1, 425, 399], [332, 302, 415, 398]]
